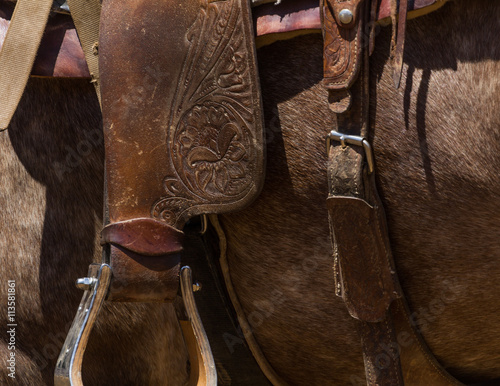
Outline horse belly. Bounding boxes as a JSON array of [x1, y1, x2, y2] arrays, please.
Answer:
[[221, 1, 500, 384]]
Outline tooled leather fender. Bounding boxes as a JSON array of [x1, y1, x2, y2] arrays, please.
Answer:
[[99, 0, 264, 301]]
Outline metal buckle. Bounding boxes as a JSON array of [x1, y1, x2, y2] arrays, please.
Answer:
[[326, 130, 374, 174], [56, 265, 216, 386]]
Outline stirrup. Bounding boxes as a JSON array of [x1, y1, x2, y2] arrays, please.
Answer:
[[54, 265, 215, 385]]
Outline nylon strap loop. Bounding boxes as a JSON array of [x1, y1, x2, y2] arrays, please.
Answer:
[[0, 0, 53, 130], [67, 0, 102, 106]]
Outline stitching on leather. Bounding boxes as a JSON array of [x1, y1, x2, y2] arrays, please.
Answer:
[[383, 318, 396, 383], [324, 0, 360, 86]]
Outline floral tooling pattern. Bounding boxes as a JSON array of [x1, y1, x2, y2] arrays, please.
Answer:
[[152, 0, 263, 225], [176, 104, 250, 196]]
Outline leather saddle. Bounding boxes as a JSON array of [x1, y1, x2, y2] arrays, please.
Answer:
[[0, 0, 460, 385], [98, 0, 266, 302]]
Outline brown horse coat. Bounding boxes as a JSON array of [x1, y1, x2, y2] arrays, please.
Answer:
[[0, 0, 499, 384]]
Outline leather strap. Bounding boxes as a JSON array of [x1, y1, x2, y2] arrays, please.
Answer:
[[321, 0, 367, 114], [326, 83, 405, 386], [391, 0, 409, 88], [66, 0, 102, 104], [323, 1, 465, 385], [0, 0, 53, 130], [323, 1, 404, 384]]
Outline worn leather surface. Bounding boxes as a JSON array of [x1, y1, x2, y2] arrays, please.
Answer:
[[101, 219, 183, 301], [100, 0, 264, 229], [99, 0, 264, 301], [253, 0, 448, 38], [323, 2, 463, 384], [327, 196, 399, 322], [357, 316, 404, 385], [101, 218, 184, 256], [325, 42, 404, 382], [106, 245, 181, 302], [321, 0, 366, 92]]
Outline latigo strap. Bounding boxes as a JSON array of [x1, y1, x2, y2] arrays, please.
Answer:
[[323, 8, 405, 377], [322, 0, 461, 385]]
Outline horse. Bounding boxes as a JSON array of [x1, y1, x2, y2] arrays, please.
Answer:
[[1, 0, 500, 384]]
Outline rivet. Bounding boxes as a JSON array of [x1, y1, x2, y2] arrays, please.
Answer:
[[338, 9, 353, 25], [75, 277, 97, 291], [193, 282, 202, 292]]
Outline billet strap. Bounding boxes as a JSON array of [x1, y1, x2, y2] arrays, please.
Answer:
[[0, 0, 53, 130], [325, 48, 404, 384], [323, 1, 463, 384], [66, 0, 101, 105], [322, 0, 405, 384]]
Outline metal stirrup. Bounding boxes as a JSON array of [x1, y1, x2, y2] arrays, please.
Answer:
[[55, 265, 216, 385]]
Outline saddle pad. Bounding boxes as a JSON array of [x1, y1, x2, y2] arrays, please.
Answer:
[[0, 0, 448, 78]]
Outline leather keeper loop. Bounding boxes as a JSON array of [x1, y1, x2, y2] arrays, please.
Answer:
[[321, 0, 367, 92]]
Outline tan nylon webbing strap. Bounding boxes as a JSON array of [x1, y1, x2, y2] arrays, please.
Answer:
[[67, 0, 102, 106], [0, 0, 53, 130]]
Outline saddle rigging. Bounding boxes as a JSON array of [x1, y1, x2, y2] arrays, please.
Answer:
[[0, 0, 468, 385]]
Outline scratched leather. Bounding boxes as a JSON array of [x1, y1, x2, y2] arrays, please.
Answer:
[[100, 0, 265, 230], [327, 196, 399, 322], [98, 0, 265, 301], [321, 0, 366, 91]]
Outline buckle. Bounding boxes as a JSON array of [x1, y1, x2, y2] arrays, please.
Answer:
[[326, 130, 374, 174]]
